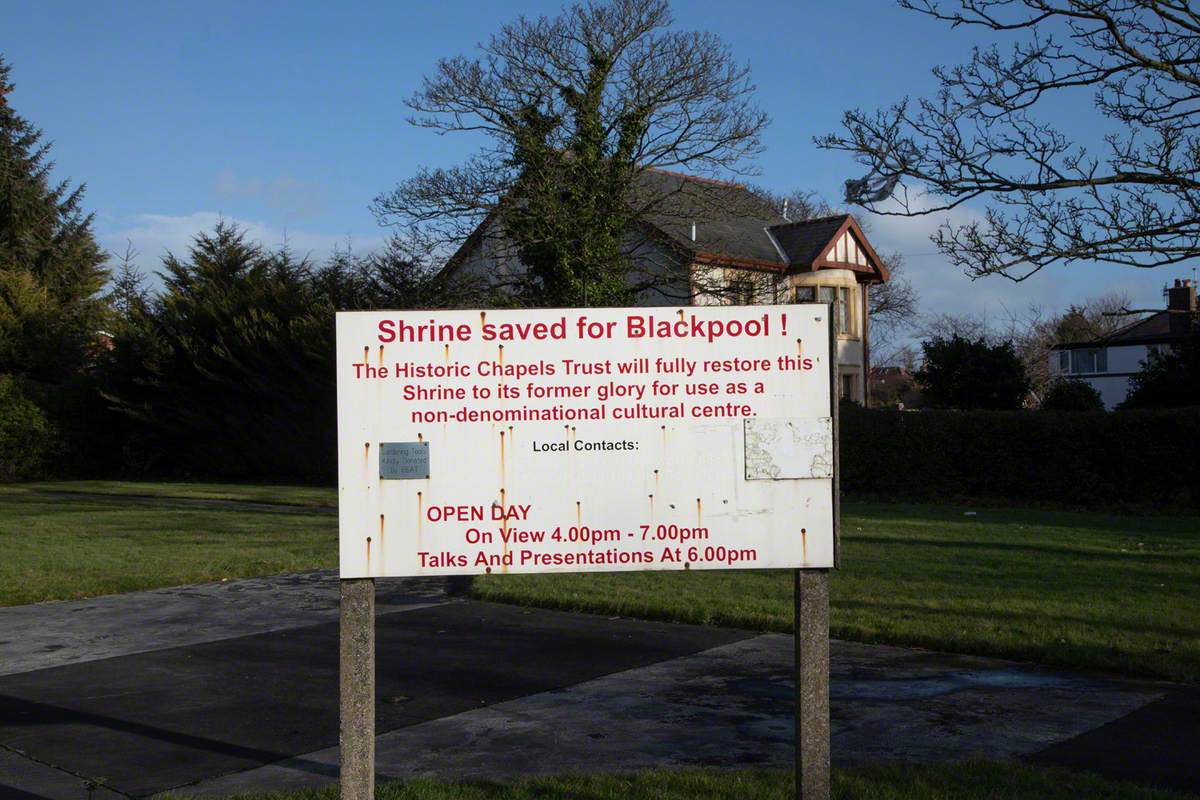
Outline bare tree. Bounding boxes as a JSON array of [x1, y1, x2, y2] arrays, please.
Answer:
[[818, 1, 1200, 281], [372, 0, 768, 306]]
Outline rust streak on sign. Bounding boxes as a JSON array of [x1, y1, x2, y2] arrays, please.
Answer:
[[444, 343, 450, 364], [797, 338, 803, 357], [378, 345, 384, 367], [801, 527, 808, 562], [576, 500, 582, 527], [379, 514, 386, 566], [366, 535, 372, 565], [696, 497, 703, 528], [499, 488, 509, 571], [648, 494, 654, 515], [499, 430, 506, 487]]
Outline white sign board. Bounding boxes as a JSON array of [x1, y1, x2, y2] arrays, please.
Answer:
[[336, 305, 833, 578]]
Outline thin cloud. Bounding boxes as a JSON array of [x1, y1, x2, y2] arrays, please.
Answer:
[[213, 169, 325, 218]]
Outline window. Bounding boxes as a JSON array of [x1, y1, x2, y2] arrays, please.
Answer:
[[840, 372, 855, 400], [797, 284, 855, 335], [838, 286, 851, 335], [1066, 348, 1107, 374], [728, 278, 754, 305]]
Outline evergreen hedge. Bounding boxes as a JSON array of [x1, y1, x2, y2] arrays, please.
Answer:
[[840, 405, 1200, 508]]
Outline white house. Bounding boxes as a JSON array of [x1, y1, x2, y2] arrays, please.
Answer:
[[441, 169, 891, 404], [1049, 279, 1197, 409]]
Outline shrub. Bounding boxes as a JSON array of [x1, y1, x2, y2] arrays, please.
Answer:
[[1041, 379, 1105, 411], [0, 376, 58, 481]]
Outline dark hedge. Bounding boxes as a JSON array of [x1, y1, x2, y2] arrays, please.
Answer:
[[840, 405, 1200, 508]]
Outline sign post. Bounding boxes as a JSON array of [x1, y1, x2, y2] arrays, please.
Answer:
[[794, 311, 838, 799], [339, 577, 375, 800], [335, 304, 838, 800]]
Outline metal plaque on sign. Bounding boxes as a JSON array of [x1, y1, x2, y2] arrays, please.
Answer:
[[379, 442, 429, 480]]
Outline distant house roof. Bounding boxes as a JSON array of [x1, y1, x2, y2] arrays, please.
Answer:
[[1050, 312, 1189, 350], [443, 168, 889, 282]]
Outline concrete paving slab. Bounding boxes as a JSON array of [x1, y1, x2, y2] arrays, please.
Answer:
[[0, 602, 749, 797], [0, 747, 124, 800], [0, 571, 442, 677], [175, 635, 1168, 798]]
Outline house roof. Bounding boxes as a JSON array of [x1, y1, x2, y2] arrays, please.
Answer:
[[1050, 311, 1189, 350], [443, 168, 890, 282]]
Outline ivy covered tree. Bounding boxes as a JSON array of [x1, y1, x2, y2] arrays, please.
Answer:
[[0, 56, 108, 385], [916, 335, 1031, 410], [372, 0, 768, 307]]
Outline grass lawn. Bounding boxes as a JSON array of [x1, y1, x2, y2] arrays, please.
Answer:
[[0, 488, 335, 606], [19, 480, 336, 507], [475, 502, 1200, 683], [4, 482, 1197, 683], [161, 763, 1197, 799]]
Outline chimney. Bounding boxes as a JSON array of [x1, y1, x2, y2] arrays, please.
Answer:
[[1168, 278, 1197, 336]]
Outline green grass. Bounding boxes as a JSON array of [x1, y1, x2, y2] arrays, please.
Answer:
[[0, 489, 336, 606], [18, 480, 336, 507], [5, 482, 1198, 682], [162, 763, 1197, 800], [475, 502, 1200, 683]]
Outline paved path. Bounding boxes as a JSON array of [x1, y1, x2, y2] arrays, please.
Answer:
[[0, 571, 1192, 799]]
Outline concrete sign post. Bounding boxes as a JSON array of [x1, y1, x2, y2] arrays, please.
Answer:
[[336, 304, 838, 800]]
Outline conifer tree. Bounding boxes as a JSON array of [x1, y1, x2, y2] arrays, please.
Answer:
[[0, 56, 108, 385]]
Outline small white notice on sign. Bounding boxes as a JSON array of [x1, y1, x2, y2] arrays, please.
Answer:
[[336, 305, 833, 577]]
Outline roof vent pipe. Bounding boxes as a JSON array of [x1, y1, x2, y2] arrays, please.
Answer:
[[782, 199, 790, 221], [691, 220, 697, 242]]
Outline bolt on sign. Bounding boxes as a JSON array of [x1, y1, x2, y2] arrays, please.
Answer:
[[336, 305, 834, 578]]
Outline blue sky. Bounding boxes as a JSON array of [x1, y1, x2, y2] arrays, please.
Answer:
[[1, 0, 1188, 324]]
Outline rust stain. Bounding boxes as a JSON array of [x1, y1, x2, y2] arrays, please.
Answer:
[[648, 494, 654, 516], [378, 345, 384, 367], [480, 311, 487, 325], [498, 344, 504, 369], [676, 308, 685, 320], [507, 425, 514, 444], [366, 536, 372, 566], [499, 430, 506, 487], [444, 343, 450, 364], [379, 514, 385, 566], [801, 527, 808, 562], [654, 469, 660, 490], [364, 441, 371, 466], [499, 488, 509, 571], [796, 338, 803, 357], [362, 346, 369, 364], [575, 500, 581, 527], [417, 432, 424, 442], [416, 492, 424, 546], [696, 497, 702, 528]]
